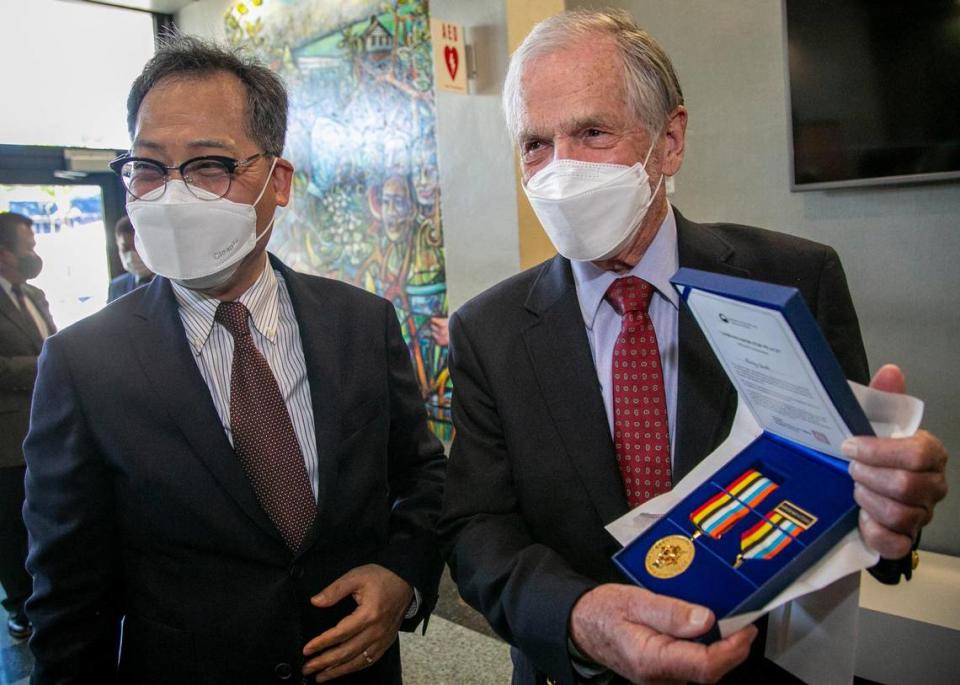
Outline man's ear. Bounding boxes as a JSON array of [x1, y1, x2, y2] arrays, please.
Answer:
[[271, 158, 295, 207], [661, 105, 687, 177]]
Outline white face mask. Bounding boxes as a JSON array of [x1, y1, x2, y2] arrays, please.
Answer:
[[523, 140, 663, 262], [128, 158, 278, 290], [119, 249, 152, 279]]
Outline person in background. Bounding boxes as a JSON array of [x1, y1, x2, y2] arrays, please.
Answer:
[[0, 212, 55, 641], [23, 36, 444, 684], [439, 9, 948, 684], [107, 216, 154, 302]]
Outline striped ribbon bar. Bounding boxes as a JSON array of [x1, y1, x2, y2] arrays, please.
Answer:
[[735, 500, 818, 567], [689, 469, 779, 539]]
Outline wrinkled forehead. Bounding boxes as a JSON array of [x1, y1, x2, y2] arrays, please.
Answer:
[[516, 40, 638, 135], [133, 71, 250, 152]]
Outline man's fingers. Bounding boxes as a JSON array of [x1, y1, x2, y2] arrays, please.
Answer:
[[844, 431, 947, 473], [659, 625, 757, 684], [853, 482, 932, 535], [868, 364, 905, 394], [857, 509, 914, 559], [849, 462, 947, 507], [623, 623, 756, 684], [312, 569, 363, 608], [625, 588, 714, 639], [312, 643, 379, 683], [304, 628, 371, 676], [303, 612, 366, 656]]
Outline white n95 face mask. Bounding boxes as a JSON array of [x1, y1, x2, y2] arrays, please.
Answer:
[[523, 141, 663, 262], [128, 158, 278, 290]]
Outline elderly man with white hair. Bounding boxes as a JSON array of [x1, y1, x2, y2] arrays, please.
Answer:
[[439, 9, 947, 685]]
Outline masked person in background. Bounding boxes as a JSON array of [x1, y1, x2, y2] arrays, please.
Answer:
[[438, 9, 948, 685], [107, 216, 154, 303], [0, 212, 55, 642], [23, 36, 445, 684]]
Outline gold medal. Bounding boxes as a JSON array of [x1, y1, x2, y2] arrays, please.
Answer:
[[645, 534, 695, 578]]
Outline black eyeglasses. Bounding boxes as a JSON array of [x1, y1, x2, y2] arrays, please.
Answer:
[[109, 152, 270, 200]]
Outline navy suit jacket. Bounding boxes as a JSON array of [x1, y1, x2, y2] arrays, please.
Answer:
[[24, 255, 445, 684], [439, 209, 871, 684], [107, 272, 152, 303]]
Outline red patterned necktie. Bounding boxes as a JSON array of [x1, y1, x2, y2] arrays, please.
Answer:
[[215, 301, 316, 551], [605, 277, 672, 508]]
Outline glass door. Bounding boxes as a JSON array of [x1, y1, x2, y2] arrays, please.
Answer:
[[1, 183, 109, 329]]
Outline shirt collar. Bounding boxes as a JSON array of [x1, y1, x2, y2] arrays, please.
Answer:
[[571, 204, 680, 330], [0, 275, 14, 300], [171, 258, 281, 354]]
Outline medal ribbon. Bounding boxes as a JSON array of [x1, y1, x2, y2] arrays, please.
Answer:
[[736, 500, 817, 567], [690, 469, 778, 539]]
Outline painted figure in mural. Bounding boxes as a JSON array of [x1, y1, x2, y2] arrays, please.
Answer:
[[23, 36, 445, 684], [439, 8, 948, 685], [226, 1, 452, 441]]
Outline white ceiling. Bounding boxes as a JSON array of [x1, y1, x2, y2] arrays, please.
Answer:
[[64, 0, 197, 13]]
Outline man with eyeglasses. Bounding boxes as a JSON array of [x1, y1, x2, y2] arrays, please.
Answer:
[[22, 36, 445, 684]]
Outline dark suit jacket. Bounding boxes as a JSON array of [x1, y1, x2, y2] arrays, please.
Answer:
[[23, 255, 446, 684], [438, 209, 870, 685], [108, 272, 152, 303], [0, 283, 55, 468]]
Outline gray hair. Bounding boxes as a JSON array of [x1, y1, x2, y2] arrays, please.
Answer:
[[502, 9, 684, 141], [126, 34, 287, 156]]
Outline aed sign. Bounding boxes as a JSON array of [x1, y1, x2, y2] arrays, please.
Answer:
[[430, 18, 467, 94]]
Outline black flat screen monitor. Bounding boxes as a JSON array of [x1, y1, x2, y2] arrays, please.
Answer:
[[784, 0, 960, 190]]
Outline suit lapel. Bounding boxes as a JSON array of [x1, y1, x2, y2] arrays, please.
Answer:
[[270, 257, 342, 554], [0, 288, 42, 350], [128, 276, 282, 544], [522, 256, 628, 526], [23, 284, 57, 336], [673, 210, 750, 479]]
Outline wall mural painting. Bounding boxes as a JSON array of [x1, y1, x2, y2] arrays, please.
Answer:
[[224, 0, 452, 441]]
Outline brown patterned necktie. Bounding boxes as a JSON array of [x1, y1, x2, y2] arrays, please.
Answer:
[[215, 301, 316, 551], [605, 277, 672, 508]]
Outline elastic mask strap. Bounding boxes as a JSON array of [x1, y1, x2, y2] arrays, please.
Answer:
[[642, 127, 663, 167], [252, 157, 280, 244], [642, 128, 667, 196], [254, 213, 277, 244], [252, 157, 279, 207]]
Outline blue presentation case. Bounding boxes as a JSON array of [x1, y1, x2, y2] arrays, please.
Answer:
[[613, 267, 874, 640]]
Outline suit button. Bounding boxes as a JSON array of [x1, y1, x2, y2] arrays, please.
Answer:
[[274, 662, 293, 680], [289, 564, 304, 579]]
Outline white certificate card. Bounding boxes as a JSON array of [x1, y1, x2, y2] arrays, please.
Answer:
[[685, 290, 851, 458]]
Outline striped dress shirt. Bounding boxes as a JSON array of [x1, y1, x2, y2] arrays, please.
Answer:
[[171, 260, 320, 499]]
